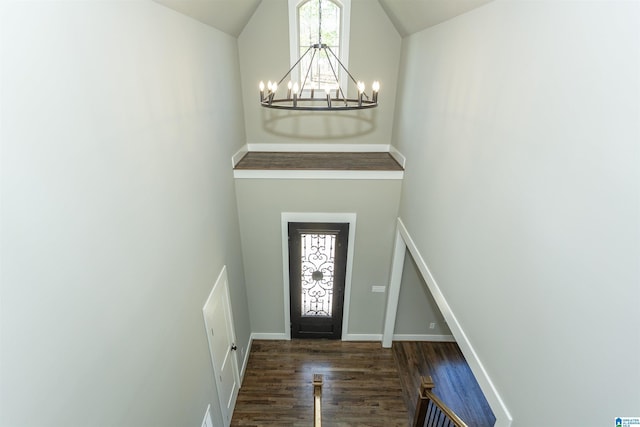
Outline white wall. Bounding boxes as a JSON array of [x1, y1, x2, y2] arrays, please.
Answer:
[[393, 0, 640, 425], [237, 0, 401, 146], [394, 249, 451, 338], [0, 2, 251, 426]]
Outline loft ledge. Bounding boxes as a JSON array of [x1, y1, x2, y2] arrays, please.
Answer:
[[234, 152, 404, 171]]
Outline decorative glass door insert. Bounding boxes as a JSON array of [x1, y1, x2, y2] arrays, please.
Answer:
[[300, 233, 336, 317], [289, 222, 349, 339]]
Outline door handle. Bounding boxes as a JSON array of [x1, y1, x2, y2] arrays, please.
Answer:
[[231, 344, 237, 351]]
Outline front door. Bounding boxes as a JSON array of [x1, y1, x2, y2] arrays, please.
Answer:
[[203, 266, 240, 427], [288, 222, 349, 339]]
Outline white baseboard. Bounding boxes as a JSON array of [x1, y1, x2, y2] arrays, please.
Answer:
[[342, 333, 383, 341], [233, 169, 403, 180], [246, 143, 391, 152], [201, 404, 213, 427], [392, 334, 456, 342], [231, 144, 248, 168], [389, 145, 406, 168], [239, 336, 252, 380], [249, 332, 384, 342], [250, 332, 383, 342], [250, 332, 289, 340]]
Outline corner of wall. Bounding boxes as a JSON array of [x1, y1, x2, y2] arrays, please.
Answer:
[[388, 218, 513, 426]]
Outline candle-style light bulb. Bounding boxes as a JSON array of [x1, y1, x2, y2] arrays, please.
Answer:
[[357, 81, 365, 106], [357, 81, 365, 93], [259, 81, 265, 102], [372, 81, 380, 103], [287, 81, 293, 99], [292, 82, 299, 107], [267, 81, 277, 105]]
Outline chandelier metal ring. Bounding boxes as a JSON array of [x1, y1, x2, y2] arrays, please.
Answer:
[[259, 0, 379, 111]]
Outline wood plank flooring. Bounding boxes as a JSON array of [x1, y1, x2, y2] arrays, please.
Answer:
[[392, 341, 495, 427], [234, 152, 404, 171], [231, 340, 408, 426], [231, 340, 495, 426]]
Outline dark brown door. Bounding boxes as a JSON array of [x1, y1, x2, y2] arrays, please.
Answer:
[[289, 222, 349, 339]]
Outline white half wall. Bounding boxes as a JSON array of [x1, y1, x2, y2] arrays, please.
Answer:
[[384, 219, 512, 426]]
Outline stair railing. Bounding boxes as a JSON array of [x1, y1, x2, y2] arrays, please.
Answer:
[[412, 376, 468, 427], [313, 374, 323, 427]]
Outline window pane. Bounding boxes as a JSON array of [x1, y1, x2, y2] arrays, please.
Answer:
[[300, 233, 336, 317], [298, 0, 341, 90]]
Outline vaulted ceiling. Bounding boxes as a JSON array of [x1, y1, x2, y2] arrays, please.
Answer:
[[153, 0, 493, 38]]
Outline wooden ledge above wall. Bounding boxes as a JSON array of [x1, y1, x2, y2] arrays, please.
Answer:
[[231, 145, 406, 180], [234, 152, 403, 171]]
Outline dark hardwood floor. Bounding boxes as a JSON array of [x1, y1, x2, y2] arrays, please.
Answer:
[[392, 341, 495, 427], [231, 340, 494, 426], [231, 340, 408, 426]]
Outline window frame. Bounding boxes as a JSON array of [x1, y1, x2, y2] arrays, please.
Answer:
[[288, 0, 351, 96]]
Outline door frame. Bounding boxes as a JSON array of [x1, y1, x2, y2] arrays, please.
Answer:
[[281, 212, 357, 340], [202, 265, 240, 427]]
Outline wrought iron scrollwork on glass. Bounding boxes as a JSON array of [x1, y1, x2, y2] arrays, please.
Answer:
[[300, 233, 336, 317]]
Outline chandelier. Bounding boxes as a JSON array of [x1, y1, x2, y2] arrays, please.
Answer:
[[259, 0, 379, 111]]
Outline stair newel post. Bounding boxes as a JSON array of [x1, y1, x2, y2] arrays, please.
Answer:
[[313, 373, 323, 427], [412, 376, 435, 427]]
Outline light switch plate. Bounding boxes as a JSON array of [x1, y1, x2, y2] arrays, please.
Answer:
[[371, 285, 386, 293]]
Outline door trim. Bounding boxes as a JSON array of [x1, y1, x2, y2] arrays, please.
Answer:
[[281, 212, 357, 340]]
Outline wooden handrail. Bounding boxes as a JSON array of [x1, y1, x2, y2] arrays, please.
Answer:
[[412, 376, 468, 427], [313, 374, 323, 427]]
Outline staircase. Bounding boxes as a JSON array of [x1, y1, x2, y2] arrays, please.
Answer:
[[412, 376, 468, 427], [312, 373, 467, 427]]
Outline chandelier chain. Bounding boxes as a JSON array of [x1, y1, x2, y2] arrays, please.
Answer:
[[318, 0, 322, 45], [258, 0, 379, 111]]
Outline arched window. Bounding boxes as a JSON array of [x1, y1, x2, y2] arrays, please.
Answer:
[[289, 0, 351, 94]]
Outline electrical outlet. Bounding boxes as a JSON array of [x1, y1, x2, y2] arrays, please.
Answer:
[[429, 322, 436, 329]]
